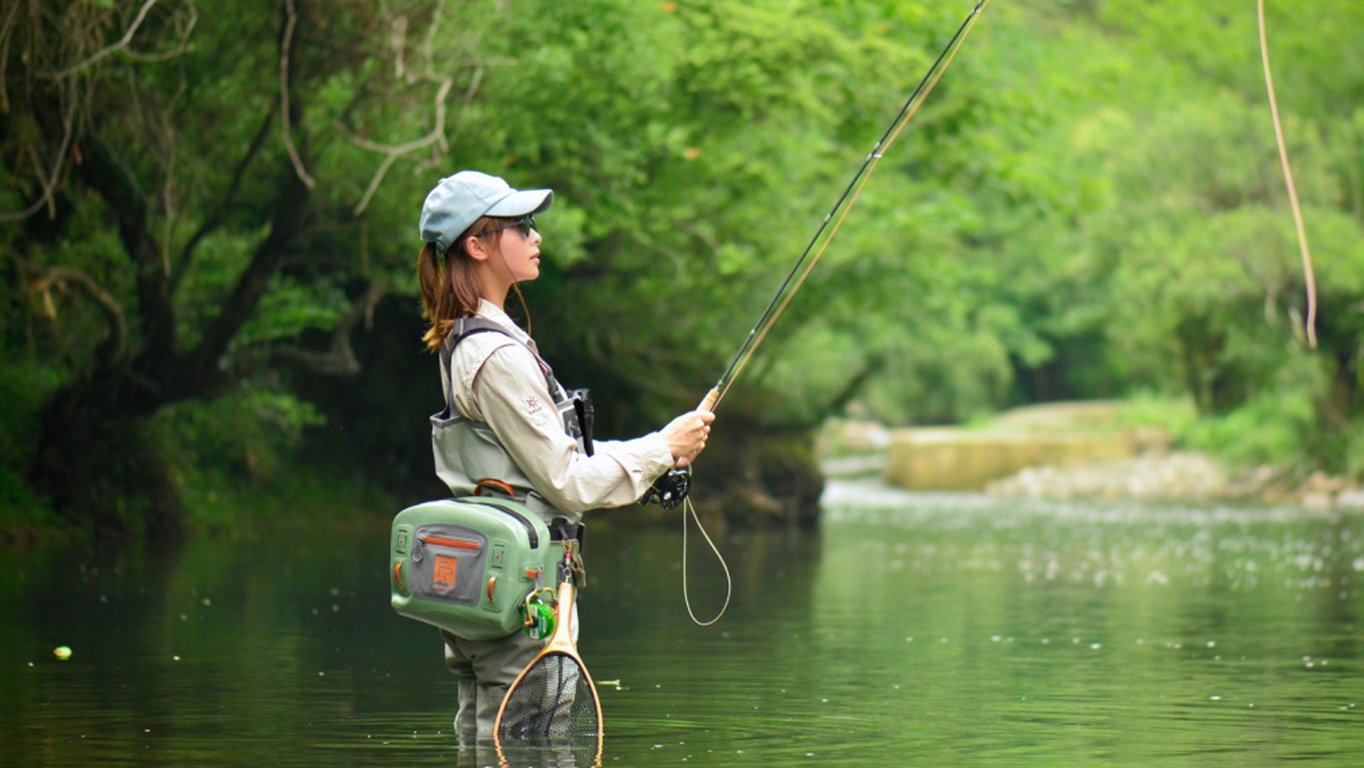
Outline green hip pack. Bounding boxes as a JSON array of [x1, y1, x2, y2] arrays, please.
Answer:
[[390, 497, 559, 641]]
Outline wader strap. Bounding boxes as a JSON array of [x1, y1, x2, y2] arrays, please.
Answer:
[[438, 320, 508, 416], [440, 318, 561, 415], [439, 318, 593, 456]]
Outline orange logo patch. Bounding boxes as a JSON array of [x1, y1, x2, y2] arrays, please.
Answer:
[[432, 554, 459, 593]]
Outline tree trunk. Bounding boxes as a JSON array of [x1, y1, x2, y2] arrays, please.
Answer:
[[30, 374, 186, 542]]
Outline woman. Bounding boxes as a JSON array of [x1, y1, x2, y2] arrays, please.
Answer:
[[416, 170, 715, 741]]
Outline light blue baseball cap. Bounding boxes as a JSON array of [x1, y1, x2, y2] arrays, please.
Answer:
[[418, 171, 554, 254]]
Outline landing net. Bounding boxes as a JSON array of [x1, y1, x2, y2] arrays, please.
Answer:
[[496, 652, 600, 742]]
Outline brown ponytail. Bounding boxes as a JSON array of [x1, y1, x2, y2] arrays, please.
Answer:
[[417, 217, 511, 351]]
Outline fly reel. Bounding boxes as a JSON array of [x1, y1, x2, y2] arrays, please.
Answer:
[[639, 467, 691, 511], [521, 588, 556, 639]]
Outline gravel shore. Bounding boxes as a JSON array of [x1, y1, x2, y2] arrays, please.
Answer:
[[986, 452, 1364, 510]]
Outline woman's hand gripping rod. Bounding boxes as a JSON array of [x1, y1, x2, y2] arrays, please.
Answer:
[[641, 388, 719, 510]]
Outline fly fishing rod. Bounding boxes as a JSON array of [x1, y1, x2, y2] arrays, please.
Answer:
[[710, 0, 992, 410], [657, 1, 993, 628]]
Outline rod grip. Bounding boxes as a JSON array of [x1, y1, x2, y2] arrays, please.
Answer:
[[698, 388, 720, 413]]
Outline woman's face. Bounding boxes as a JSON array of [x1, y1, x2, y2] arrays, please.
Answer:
[[491, 217, 543, 283]]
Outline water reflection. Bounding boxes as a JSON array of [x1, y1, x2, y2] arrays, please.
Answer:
[[493, 740, 601, 768], [1, 480, 1361, 766]]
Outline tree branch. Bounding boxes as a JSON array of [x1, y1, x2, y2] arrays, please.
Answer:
[[4, 1, 196, 223], [30, 266, 129, 367], [39, 0, 197, 79], [189, 169, 312, 379], [41, 0, 161, 79], [267, 280, 390, 375], [1, 78, 79, 223], [340, 77, 454, 215], [764, 354, 887, 432], [73, 132, 179, 372], [0, 0, 20, 114], [171, 106, 277, 296], [280, 0, 315, 189]]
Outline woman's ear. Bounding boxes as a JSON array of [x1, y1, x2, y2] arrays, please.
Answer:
[[463, 233, 492, 262]]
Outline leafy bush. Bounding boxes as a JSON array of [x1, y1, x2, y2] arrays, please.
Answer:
[[151, 384, 324, 479], [1179, 357, 1326, 470], [147, 384, 340, 533], [0, 360, 62, 470]]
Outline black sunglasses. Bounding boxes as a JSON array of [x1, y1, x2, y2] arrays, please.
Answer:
[[484, 215, 537, 238]]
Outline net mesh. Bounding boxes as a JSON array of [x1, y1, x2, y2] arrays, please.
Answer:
[[497, 652, 600, 742]]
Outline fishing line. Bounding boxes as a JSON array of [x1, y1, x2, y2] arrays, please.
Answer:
[[1256, 0, 1318, 348], [680, 495, 732, 626], [711, 0, 992, 409]]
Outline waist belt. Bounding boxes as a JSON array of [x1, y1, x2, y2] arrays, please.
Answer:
[[474, 480, 584, 547]]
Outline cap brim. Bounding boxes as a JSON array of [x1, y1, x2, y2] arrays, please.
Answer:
[[486, 188, 554, 218]]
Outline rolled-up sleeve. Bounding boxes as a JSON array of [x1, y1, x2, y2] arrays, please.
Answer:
[[470, 344, 675, 514]]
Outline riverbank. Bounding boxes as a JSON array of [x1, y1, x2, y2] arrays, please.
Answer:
[[819, 412, 1364, 510], [985, 453, 1364, 510], [0, 462, 396, 547]]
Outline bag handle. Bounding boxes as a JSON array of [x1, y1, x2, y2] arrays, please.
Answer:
[[473, 478, 518, 499]]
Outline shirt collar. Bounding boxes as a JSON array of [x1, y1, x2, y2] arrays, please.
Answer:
[[474, 299, 534, 347]]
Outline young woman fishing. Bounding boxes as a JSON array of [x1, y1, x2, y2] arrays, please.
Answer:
[[415, 170, 716, 742]]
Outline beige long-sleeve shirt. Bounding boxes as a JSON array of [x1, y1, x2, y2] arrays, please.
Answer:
[[444, 300, 674, 515]]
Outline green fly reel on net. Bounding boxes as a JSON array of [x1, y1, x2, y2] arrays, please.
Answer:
[[520, 588, 556, 640], [390, 497, 558, 641]]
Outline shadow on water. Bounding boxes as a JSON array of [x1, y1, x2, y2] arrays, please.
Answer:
[[2, 478, 1362, 766]]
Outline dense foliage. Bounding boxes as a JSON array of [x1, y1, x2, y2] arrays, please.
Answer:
[[2, 0, 1360, 538]]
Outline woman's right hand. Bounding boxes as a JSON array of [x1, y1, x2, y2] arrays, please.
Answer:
[[661, 390, 718, 467]]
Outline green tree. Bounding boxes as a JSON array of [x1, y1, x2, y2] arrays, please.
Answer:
[[3, 0, 464, 536], [1082, 0, 1364, 468], [1, 0, 956, 537]]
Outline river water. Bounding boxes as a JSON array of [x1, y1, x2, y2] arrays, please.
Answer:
[[2, 479, 1361, 767]]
